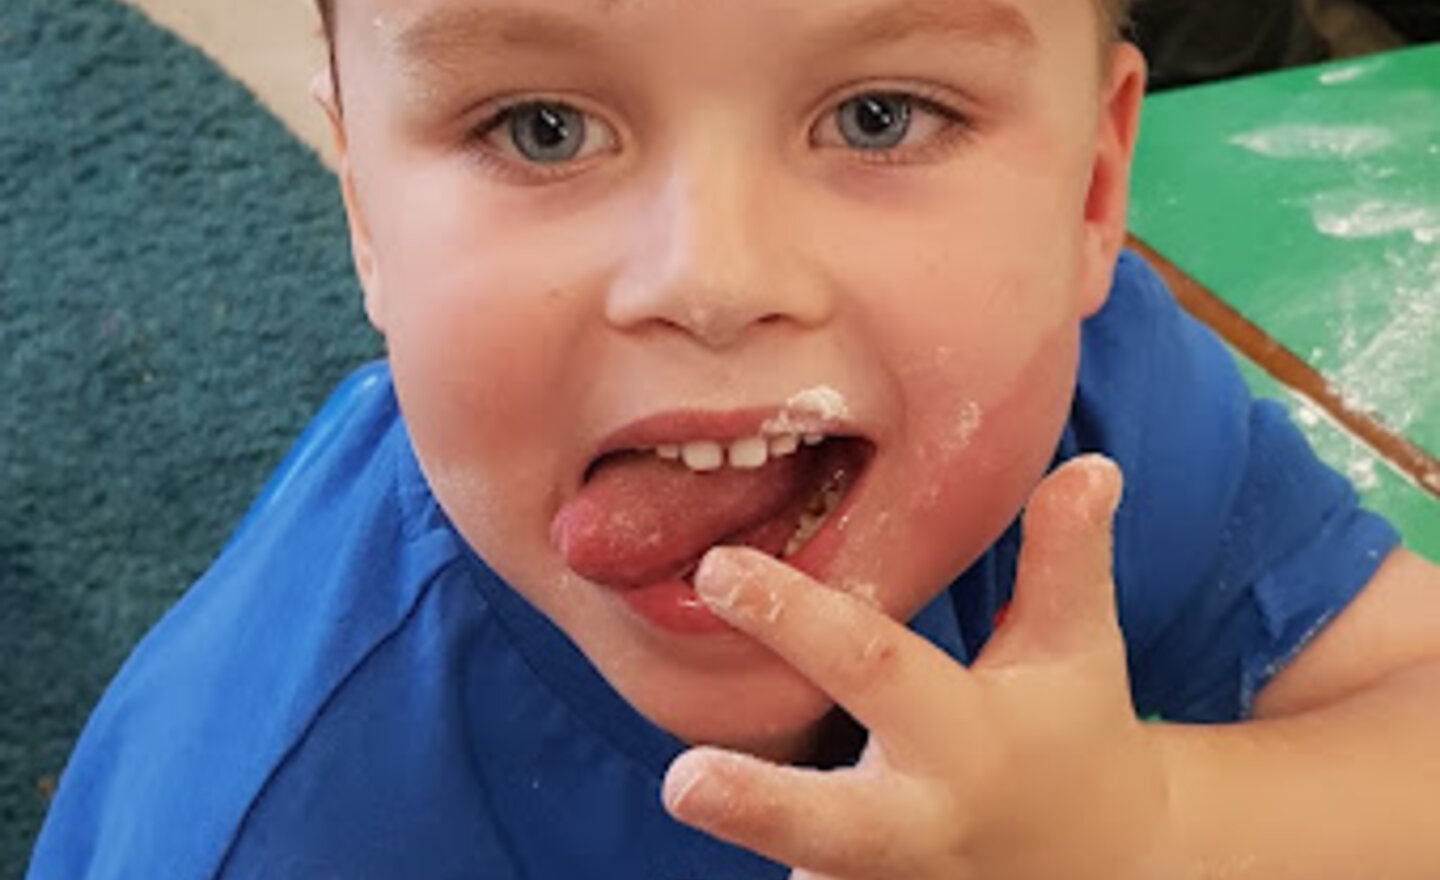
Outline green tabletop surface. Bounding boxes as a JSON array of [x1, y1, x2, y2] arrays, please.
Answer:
[[1129, 45, 1439, 557], [1234, 354, 1439, 560]]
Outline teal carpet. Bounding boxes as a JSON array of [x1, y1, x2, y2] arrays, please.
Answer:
[[0, 0, 382, 872]]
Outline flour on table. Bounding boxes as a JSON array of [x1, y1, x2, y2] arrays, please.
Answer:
[[1230, 124, 1395, 161]]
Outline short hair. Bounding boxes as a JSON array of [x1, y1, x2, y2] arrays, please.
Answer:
[[1095, 0, 1136, 40], [314, 0, 1136, 46]]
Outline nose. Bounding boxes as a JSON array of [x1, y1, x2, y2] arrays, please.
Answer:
[[604, 143, 833, 349]]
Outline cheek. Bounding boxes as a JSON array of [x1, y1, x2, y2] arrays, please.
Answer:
[[905, 320, 1078, 505], [370, 198, 596, 548], [368, 169, 599, 454], [387, 321, 555, 569], [902, 258, 1081, 515], [384, 267, 556, 472], [836, 302, 1081, 612]]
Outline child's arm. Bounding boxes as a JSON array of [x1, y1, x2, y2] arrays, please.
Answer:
[[1155, 544, 1440, 879], [662, 456, 1440, 880]]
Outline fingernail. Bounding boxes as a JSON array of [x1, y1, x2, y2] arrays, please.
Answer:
[[662, 751, 715, 818], [1076, 455, 1123, 525], [694, 548, 745, 606], [694, 548, 782, 624]]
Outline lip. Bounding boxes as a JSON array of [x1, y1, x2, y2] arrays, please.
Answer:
[[612, 439, 876, 637], [589, 407, 860, 467], [618, 578, 742, 636]]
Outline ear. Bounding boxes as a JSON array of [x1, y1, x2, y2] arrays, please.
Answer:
[[1078, 42, 1146, 317], [311, 69, 388, 334]]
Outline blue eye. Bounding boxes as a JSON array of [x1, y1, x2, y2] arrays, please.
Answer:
[[835, 93, 913, 151], [813, 89, 970, 162], [507, 102, 586, 163], [471, 99, 618, 176]]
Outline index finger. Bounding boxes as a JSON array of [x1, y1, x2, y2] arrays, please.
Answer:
[[693, 547, 975, 751]]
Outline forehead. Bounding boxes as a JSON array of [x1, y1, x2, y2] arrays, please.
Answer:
[[331, 0, 1108, 113], [344, 0, 1083, 67]]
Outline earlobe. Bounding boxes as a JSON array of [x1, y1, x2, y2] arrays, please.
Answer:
[[312, 69, 387, 334], [1079, 42, 1148, 317]]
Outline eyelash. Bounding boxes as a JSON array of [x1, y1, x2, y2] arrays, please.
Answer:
[[462, 87, 976, 183], [463, 99, 612, 184], [817, 90, 976, 165]]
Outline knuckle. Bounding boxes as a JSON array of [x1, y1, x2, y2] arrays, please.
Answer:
[[831, 628, 903, 689]]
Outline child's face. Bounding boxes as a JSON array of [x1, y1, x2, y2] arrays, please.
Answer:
[[326, 0, 1144, 757]]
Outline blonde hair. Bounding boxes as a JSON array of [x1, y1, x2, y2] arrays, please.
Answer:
[[1096, 0, 1136, 40]]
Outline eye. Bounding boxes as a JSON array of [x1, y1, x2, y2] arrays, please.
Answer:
[[837, 93, 914, 150], [473, 99, 616, 168], [813, 90, 970, 159]]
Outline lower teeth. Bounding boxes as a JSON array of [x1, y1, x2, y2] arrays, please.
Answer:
[[782, 472, 848, 557]]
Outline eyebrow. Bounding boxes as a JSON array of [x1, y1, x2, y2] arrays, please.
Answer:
[[394, 0, 1037, 71], [394, 6, 602, 67], [815, 0, 1038, 55]]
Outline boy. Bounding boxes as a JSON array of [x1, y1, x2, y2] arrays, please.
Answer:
[[28, 0, 1440, 877]]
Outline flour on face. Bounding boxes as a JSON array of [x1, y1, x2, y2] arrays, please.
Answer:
[[762, 386, 852, 436]]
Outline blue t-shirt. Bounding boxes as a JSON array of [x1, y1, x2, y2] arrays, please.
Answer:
[[27, 252, 1399, 879]]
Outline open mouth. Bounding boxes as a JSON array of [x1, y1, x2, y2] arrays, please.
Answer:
[[553, 432, 875, 591]]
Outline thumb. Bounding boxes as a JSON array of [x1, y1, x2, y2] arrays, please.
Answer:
[[988, 455, 1123, 663]]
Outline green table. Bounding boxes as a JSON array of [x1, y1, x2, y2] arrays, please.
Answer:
[[1129, 45, 1440, 559]]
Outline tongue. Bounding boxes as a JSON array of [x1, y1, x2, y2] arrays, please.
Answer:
[[552, 450, 819, 588]]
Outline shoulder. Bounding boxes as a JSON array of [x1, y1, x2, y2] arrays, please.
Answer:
[[1074, 251, 1262, 618], [1071, 253, 1399, 721], [1076, 251, 1254, 568], [27, 363, 479, 880]]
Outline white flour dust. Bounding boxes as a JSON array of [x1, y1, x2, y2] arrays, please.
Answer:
[[1329, 252, 1439, 440], [1310, 191, 1440, 245], [1296, 396, 1385, 491], [787, 386, 850, 420], [1319, 63, 1372, 87], [953, 400, 984, 448], [839, 578, 882, 609], [1285, 235, 1439, 494], [762, 386, 851, 434], [1230, 124, 1395, 161]]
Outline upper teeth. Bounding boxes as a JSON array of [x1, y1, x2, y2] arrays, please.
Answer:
[[656, 433, 816, 472]]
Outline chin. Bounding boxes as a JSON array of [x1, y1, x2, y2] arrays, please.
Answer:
[[636, 650, 838, 757]]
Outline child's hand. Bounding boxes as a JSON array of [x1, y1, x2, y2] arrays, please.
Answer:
[[662, 455, 1172, 880]]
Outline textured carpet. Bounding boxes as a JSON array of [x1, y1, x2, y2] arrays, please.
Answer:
[[0, 0, 381, 872]]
